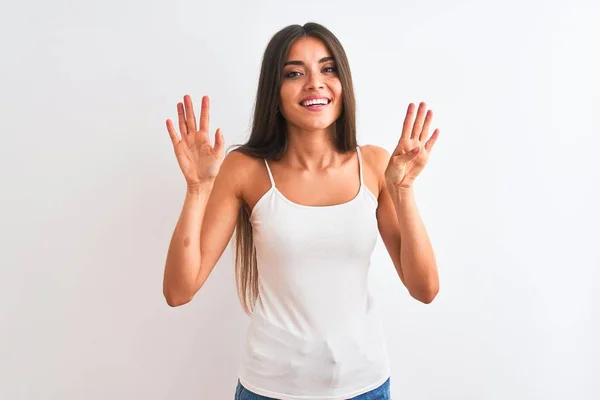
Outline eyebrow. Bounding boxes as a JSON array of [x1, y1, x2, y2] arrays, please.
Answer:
[[283, 56, 335, 67]]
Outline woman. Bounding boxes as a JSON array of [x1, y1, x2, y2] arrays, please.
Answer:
[[163, 22, 440, 400]]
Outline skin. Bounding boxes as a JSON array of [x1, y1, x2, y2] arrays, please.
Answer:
[[163, 36, 440, 306]]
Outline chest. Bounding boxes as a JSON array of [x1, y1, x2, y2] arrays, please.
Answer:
[[251, 193, 379, 261]]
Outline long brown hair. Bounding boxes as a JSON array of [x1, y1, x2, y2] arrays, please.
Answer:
[[232, 22, 358, 315]]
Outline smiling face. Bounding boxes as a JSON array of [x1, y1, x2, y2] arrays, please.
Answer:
[[279, 36, 343, 133]]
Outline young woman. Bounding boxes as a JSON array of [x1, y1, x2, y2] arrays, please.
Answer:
[[163, 22, 440, 400]]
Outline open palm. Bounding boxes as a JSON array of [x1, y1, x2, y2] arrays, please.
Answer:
[[166, 95, 224, 187], [385, 102, 439, 189]]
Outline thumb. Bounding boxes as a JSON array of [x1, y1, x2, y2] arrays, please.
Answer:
[[213, 128, 224, 155], [397, 146, 420, 163]]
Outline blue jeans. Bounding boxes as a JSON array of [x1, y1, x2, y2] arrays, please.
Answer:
[[234, 377, 391, 399]]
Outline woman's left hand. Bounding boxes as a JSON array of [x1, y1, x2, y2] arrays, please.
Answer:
[[385, 102, 440, 190]]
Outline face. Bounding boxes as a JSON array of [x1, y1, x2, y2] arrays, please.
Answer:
[[279, 36, 343, 132]]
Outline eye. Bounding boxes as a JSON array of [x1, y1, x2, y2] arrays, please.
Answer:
[[284, 71, 302, 78], [324, 66, 337, 73]]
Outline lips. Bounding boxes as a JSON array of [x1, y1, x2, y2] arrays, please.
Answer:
[[300, 96, 331, 107]]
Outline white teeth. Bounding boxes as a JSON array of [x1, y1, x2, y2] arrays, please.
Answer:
[[302, 98, 329, 107]]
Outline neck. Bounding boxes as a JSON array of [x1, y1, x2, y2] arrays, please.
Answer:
[[283, 125, 339, 170]]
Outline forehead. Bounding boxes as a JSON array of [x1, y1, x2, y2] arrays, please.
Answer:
[[286, 36, 332, 61]]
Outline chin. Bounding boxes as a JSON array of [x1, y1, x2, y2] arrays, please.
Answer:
[[284, 110, 342, 132]]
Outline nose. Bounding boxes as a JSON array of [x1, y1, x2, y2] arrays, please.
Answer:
[[305, 72, 324, 91]]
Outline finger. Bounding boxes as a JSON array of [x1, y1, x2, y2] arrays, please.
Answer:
[[424, 129, 440, 152], [199, 96, 210, 134], [399, 103, 415, 141], [184, 95, 197, 133], [177, 102, 187, 136], [392, 146, 420, 164], [213, 128, 224, 156], [406, 146, 421, 160], [419, 109, 433, 142], [166, 119, 179, 146], [411, 102, 427, 139]]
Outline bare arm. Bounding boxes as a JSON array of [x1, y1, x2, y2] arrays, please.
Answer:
[[163, 183, 213, 306], [386, 184, 438, 304], [376, 102, 441, 304], [162, 95, 244, 307], [372, 145, 439, 304], [163, 152, 244, 306]]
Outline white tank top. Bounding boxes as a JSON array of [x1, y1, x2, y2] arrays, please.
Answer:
[[238, 146, 390, 399]]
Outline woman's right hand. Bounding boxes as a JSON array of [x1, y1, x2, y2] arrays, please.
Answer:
[[166, 95, 225, 188]]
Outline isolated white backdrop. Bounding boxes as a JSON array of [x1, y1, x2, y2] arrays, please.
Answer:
[[1, 0, 598, 399]]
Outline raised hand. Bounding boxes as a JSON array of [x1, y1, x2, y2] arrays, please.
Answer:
[[385, 102, 440, 190], [166, 95, 224, 187]]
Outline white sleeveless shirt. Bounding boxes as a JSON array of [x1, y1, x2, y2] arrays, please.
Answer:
[[238, 146, 390, 399]]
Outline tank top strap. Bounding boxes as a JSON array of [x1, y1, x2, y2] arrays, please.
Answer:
[[264, 159, 276, 189], [355, 146, 365, 187]]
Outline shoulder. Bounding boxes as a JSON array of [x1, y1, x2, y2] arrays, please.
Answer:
[[217, 148, 265, 196], [222, 147, 262, 167], [358, 144, 391, 195], [359, 144, 390, 175]]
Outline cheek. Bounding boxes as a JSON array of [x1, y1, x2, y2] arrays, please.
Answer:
[[279, 84, 297, 111], [332, 83, 343, 114], [331, 80, 343, 100]]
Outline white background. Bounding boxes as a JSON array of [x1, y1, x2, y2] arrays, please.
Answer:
[[1, 0, 598, 399]]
